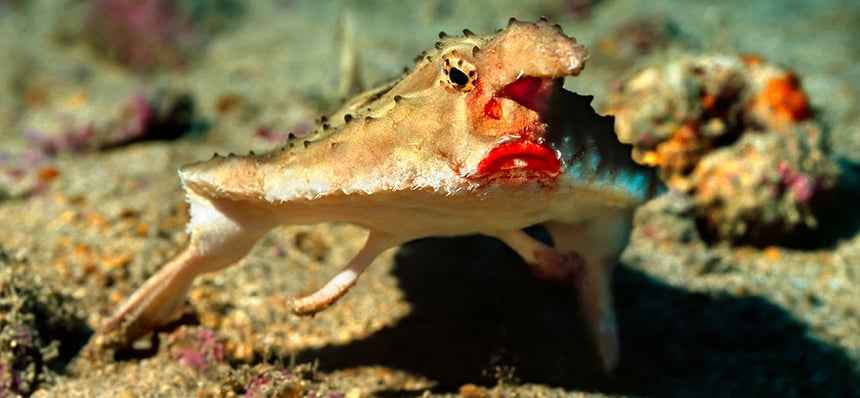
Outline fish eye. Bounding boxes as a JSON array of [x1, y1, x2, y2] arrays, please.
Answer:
[[441, 53, 477, 92], [449, 67, 469, 86]]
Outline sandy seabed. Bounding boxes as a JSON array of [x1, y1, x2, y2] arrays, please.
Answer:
[[0, 1, 858, 397]]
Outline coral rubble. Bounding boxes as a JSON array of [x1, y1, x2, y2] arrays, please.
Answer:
[[607, 54, 839, 244]]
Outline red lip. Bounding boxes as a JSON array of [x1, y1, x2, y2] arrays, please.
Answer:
[[474, 139, 561, 179]]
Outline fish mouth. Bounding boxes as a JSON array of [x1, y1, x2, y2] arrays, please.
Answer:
[[500, 76, 560, 112], [468, 76, 565, 180], [474, 139, 561, 179]]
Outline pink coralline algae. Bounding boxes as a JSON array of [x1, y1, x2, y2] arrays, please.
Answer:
[[169, 327, 224, 374], [78, 0, 244, 73], [606, 54, 839, 244], [82, 0, 205, 72]]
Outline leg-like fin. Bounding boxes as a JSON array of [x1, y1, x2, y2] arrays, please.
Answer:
[[490, 229, 582, 283], [92, 190, 277, 350], [544, 208, 634, 375], [291, 231, 399, 315]]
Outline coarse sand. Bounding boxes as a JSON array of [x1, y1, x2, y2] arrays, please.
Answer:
[[0, 1, 858, 397]]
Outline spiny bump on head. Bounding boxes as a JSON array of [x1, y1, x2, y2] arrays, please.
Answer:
[[344, 114, 353, 122], [463, 28, 475, 37], [367, 92, 383, 102], [438, 31, 449, 39]]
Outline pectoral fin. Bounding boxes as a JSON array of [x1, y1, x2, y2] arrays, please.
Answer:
[[92, 190, 277, 350]]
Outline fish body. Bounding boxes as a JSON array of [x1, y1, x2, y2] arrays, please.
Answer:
[[94, 19, 659, 373]]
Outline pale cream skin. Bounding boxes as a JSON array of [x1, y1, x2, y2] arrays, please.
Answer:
[[93, 19, 653, 373]]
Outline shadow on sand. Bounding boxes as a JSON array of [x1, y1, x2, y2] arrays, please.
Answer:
[[297, 235, 860, 396]]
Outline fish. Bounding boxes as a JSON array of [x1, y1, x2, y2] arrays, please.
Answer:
[[92, 18, 659, 374]]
